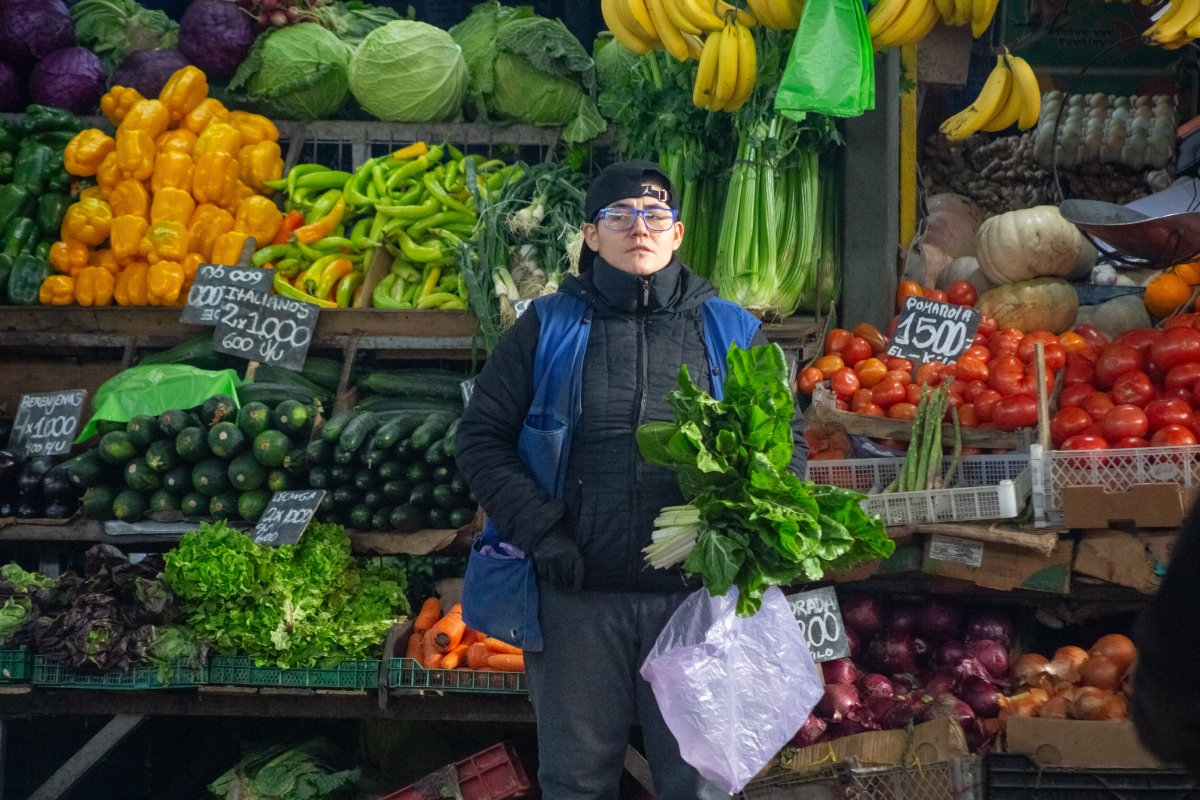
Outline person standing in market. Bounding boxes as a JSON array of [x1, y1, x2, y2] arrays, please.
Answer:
[[455, 161, 807, 800]]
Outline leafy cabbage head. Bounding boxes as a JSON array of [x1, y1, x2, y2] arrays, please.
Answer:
[[349, 20, 467, 122], [231, 23, 353, 121]]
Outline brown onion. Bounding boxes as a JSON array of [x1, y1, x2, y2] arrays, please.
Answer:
[[1039, 695, 1070, 719], [1048, 646, 1089, 682], [1102, 693, 1128, 721], [1090, 634, 1137, 675], [1012, 653, 1051, 687], [1052, 680, 1076, 701], [1122, 659, 1136, 697], [1069, 686, 1110, 721], [1081, 655, 1121, 692], [1005, 692, 1042, 718], [1029, 688, 1050, 704]]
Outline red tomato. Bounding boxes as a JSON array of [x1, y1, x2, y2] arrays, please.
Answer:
[[947, 280, 978, 307], [855, 357, 888, 389], [1081, 391, 1116, 422], [993, 393, 1039, 431], [797, 367, 823, 395], [964, 345, 990, 362], [831, 368, 860, 399], [945, 379, 970, 397], [1018, 368, 1055, 398], [1113, 437, 1151, 449], [925, 289, 949, 303], [1114, 328, 1163, 355], [1050, 407, 1093, 447], [1062, 434, 1110, 451], [1103, 404, 1150, 441], [1084, 422, 1107, 438], [885, 369, 912, 386], [1017, 332, 1058, 362], [977, 314, 998, 340], [1074, 323, 1110, 351], [853, 323, 888, 354], [861, 404, 885, 417], [971, 333, 987, 347], [1109, 371, 1155, 407], [841, 336, 873, 366], [954, 357, 989, 383], [1162, 386, 1196, 408], [888, 402, 918, 421], [989, 369, 1025, 397], [945, 392, 964, 415], [814, 354, 846, 380], [974, 390, 1002, 422], [990, 354, 1024, 374], [897, 281, 924, 309], [871, 380, 906, 408], [906, 383, 924, 405], [1152, 424, 1198, 447], [958, 404, 979, 427], [852, 388, 874, 411], [835, 399, 849, 411], [961, 380, 986, 403], [1058, 382, 1096, 410], [1095, 345, 1145, 389], [988, 333, 1023, 359], [1062, 359, 1095, 386], [1148, 363, 1168, 386], [885, 357, 914, 373], [1144, 398, 1193, 433], [914, 362, 944, 386], [1150, 326, 1200, 371], [1039, 343, 1067, 372], [1165, 313, 1198, 330], [824, 328, 853, 355], [1166, 362, 1200, 391], [1067, 346, 1100, 365]]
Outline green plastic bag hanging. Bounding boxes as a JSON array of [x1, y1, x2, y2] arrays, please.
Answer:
[[774, 0, 875, 118], [77, 365, 242, 442]]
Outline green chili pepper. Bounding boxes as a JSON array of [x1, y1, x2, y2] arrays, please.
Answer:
[[388, 182, 424, 207], [296, 169, 353, 192], [350, 218, 370, 242], [306, 189, 342, 224], [285, 164, 324, 198], [408, 210, 477, 240], [377, 198, 441, 220], [371, 164, 388, 197], [336, 272, 364, 308], [275, 258, 301, 278], [343, 174, 373, 209], [372, 274, 405, 309], [397, 230, 443, 263], [252, 243, 298, 267], [273, 273, 336, 308], [448, 145, 465, 162], [423, 173, 473, 215]]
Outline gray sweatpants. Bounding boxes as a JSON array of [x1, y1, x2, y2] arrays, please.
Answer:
[[524, 586, 731, 800]]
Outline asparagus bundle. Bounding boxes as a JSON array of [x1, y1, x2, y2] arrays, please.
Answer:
[[885, 385, 962, 493]]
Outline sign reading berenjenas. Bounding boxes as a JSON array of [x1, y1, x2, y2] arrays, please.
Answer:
[[886, 295, 982, 364]]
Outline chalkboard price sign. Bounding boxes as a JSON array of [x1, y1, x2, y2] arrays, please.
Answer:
[[10, 391, 87, 457], [253, 490, 325, 546], [886, 296, 981, 364], [180, 264, 274, 325], [785, 586, 850, 663], [212, 287, 319, 372]]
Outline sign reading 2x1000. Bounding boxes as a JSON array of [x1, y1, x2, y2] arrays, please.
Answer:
[[212, 286, 318, 372]]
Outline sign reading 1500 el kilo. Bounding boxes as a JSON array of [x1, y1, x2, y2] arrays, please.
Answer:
[[886, 296, 982, 364], [10, 391, 87, 457]]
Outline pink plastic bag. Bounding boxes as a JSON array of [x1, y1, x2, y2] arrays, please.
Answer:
[[640, 587, 824, 794]]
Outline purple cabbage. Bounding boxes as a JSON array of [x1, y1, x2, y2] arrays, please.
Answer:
[[29, 47, 103, 113], [178, 0, 254, 81], [916, 599, 963, 643], [112, 50, 191, 100], [0, 59, 23, 111], [0, 0, 75, 70], [964, 611, 1015, 647]]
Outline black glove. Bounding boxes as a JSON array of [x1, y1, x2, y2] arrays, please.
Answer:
[[532, 529, 584, 590]]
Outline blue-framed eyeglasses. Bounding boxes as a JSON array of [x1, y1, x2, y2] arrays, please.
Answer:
[[595, 207, 679, 232]]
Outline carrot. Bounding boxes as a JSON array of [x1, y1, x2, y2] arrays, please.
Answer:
[[467, 642, 491, 670], [463, 630, 487, 645], [484, 637, 522, 656], [442, 643, 471, 669], [414, 597, 441, 634], [422, 632, 443, 669], [428, 604, 466, 653], [487, 653, 525, 672], [405, 632, 423, 660]]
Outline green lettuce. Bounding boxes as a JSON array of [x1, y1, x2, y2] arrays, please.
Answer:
[[229, 24, 354, 122], [349, 20, 468, 122]]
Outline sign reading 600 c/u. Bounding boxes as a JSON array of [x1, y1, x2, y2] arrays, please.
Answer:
[[886, 296, 982, 364], [212, 287, 319, 372]]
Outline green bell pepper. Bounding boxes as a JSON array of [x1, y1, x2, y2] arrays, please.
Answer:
[[19, 106, 83, 136], [0, 122, 19, 155], [0, 185, 33, 235], [30, 130, 76, 151], [36, 194, 69, 237], [13, 144, 53, 194], [0, 151, 14, 182], [35, 240, 52, 260], [4, 218, 39, 258], [45, 166, 70, 195], [0, 254, 13, 301], [6, 254, 50, 305]]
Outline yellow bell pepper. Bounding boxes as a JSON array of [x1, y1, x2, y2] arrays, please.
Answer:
[[180, 98, 229, 137], [236, 141, 283, 195], [156, 129, 198, 157], [79, 186, 105, 202], [115, 130, 155, 182], [150, 187, 195, 226], [147, 260, 185, 306], [61, 199, 112, 247], [193, 122, 243, 159], [150, 150, 194, 194], [226, 111, 279, 146], [49, 240, 89, 276], [96, 152, 120, 196], [108, 180, 150, 220], [110, 215, 148, 265], [64, 130, 115, 178], [89, 248, 120, 276], [74, 266, 114, 307], [39, 275, 75, 306], [187, 203, 235, 262], [182, 252, 202, 281], [118, 99, 170, 141], [158, 65, 208, 125], [233, 195, 283, 247], [114, 262, 150, 306], [211, 231, 251, 266], [193, 151, 240, 208], [100, 86, 145, 127], [139, 220, 189, 264]]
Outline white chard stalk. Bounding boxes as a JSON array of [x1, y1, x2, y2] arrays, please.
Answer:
[[643, 504, 702, 569]]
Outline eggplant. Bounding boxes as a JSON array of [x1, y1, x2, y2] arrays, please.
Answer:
[[41, 465, 75, 503], [17, 469, 42, 499], [16, 500, 41, 518], [44, 501, 74, 519], [26, 456, 56, 476], [0, 450, 19, 488]]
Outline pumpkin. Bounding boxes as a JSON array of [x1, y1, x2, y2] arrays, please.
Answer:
[[904, 194, 985, 288], [975, 277, 1079, 334], [1074, 295, 1151, 339], [935, 256, 995, 295], [976, 206, 1096, 285]]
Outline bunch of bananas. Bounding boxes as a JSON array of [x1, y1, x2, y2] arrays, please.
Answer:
[[1143, 0, 1200, 50], [744, 0, 804, 29], [940, 52, 1042, 141], [869, 0, 998, 47], [692, 21, 758, 111], [601, 0, 755, 58]]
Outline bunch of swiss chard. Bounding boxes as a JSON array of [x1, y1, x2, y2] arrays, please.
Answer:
[[637, 344, 892, 616]]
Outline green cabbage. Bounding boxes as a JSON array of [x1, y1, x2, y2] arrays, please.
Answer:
[[349, 20, 467, 122], [229, 23, 353, 122]]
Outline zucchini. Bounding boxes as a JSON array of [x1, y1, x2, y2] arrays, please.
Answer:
[[395, 438, 419, 461], [409, 481, 434, 509], [382, 479, 412, 503], [145, 439, 180, 473], [162, 465, 191, 497], [449, 472, 470, 496], [159, 409, 195, 438], [362, 370, 467, 402], [237, 382, 328, 410], [353, 469, 379, 492], [66, 450, 105, 488], [283, 447, 308, 475], [306, 438, 335, 466], [372, 414, 425, 450], [138, 335, 223, 369], [180, 492, 207, 517], [308, 465, 331, 489], [378, 461, 405, 482], [201, 394, 237, 427], [237, 401, 272, 440], [427, 507, 452, 529], [175, 427, 211, 463], [431, 465, 453, 485], [322, 410, 359, 442], [349, 504, 373, 530], [411, 413, 457, 451], [390, 504, 423, 532], [372, 506, 395, 531], [238, 489, 271, 522], [339, 411, 380, 453], [252, 430, 291, 467], [228, 452, 266, 491], [273, 400, 310, 437], [300, 357, 343, 392], [355, 395, 462, 415], [207, 422, 246, 459], [267, 469, 294, 492], [125, 415, 161, 450], [364, 489, 386, 510], [99, 431, 137, 465], [149, 489, 180, 515], [318, 492, 337, 515], [112, 489, 149, 522], [82, 485, 118, 520], [320, 509, 348, 526], [125, 458, 161, 493], [209, 492, 240, 521], [96, 419, 126, 436], [192, 458, 231, 497], [433, 483, 460, 510], [424, 440, 450, 467], [449, 507, 476, 527], [252, 365, 334, 403], [442, 419, 460, 456], [332, 485, 362, 508]]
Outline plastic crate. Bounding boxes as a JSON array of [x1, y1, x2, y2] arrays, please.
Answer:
[[0, 648, 31, 682], [381, 742, 534, 800], [388, 658, 527, 694], [856, 467, 1031, 525], [988, 753, 1200, 800], [208, 656, 380, 689], [743, 756, 983, 800], [1031, 443, 1200, 526], [32, 656, 206, 689], [807, 453, 1030, 494]]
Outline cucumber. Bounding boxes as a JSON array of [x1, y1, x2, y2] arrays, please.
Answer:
[[449, 507, 476, 527], [180, 492, 207, 517], [372, 507, 396, 531], [112, 489, 148, 521], [237, 382, 328, 410], [253, 365, 335, 401], [125, 458, 161, 493], [320, 509, 348, 526], [238, 489, 271, 522], [82, 485, 118, 520], [430, 465, 453, 485], [175, 427, 211, 463], [405, 462, 429, 484], [96, 419, 126, 436], [306, 439, 335, 466], [427, 507, 452, 529], [349, 504, 373, 530], [353, 469, 379, 493], [149, 489, 180, 515], [201, 394, 237, 427], [322, 410, 359, 442], [162, 465, 191, 497], [378, 461, 406, 482], [300, 357, 343, 392], [159, 409, 195, 438], [372, 414, 425, 450], [308, 465, 331, 489], [99, 431, 137, 465], [339, 411, 380, 452], [410, 413, 457, 451], [425, 440, 450, 467], [390, 504, 423, 532], [319, 492, 337, 515], [207, 422, 246, 459], [125, 415, 161, 450], [395, 438, 419, 461], [267, 469, 294, 492], [237, 402, 272, 440], [355, 395, 462, 415], [364, 489, 385, 510], [209, 492, 240, 520], [138, 335, 222, 369], [192, 458, 231, 497], [228, 452, 266, 492], [66, 450, 105, 488], [409, 481, 434, 509], [145, 439, 180, 473], [273, 400, 310, 437], [252, 430, 290, 467], [442, 418, 460, 456], [329, 464, 353, 484], [360, 447, 389, 470], [332, 444, 356, 465], [433, 483, 460, 510], [332, 485, 362, 508], [362, 370, 466, 402], [382, 479, 412, 503]]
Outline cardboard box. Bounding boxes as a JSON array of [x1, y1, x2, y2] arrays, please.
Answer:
[[1061, 484, 1196, 530], [1074, 529, 1166, 593], [826, 539, 923, 582], [922, 536, 1073, 593], [787, 715, 969, 769], [1004, 718, 1162, 768]]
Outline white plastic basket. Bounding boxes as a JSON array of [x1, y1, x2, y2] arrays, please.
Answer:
[[806, 454, 1029, 494], [859, 468, 1031, 525], [1031, 442, 1200, 526]]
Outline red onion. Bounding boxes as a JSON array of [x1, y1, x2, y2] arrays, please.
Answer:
[[916, 599, 963, 643], [913, 636, 932, 666], [859, 673, 894, 699], [937, 639, 969, 667], [842, 596, 883, 637], [954, 657, 993, 683], [822, 658, 858, 686], [923, 671, 958, 700], [865, 632, 917, 674], [919, 696, 976, 730], [888, 605, 920, 635], [789, 714, 827, 748], [815, 684, 861, 721], [967, 639, 1010, 679], [964, 611, 1014, 647], [866, 694, 897, 721], [882, 697, 923, 730], [846, 627, 860, 659], [959, 676, 1003, 718], [830, 718, 880, 737]]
